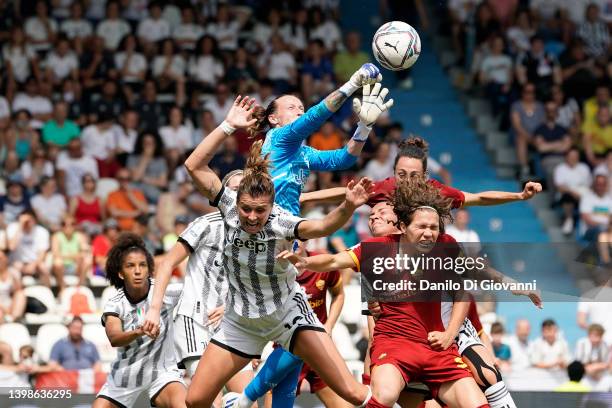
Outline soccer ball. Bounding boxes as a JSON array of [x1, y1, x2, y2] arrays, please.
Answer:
[[372, 21, 421, 71]]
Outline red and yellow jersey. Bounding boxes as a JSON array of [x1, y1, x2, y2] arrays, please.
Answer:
[[296, 253, 341, 324]]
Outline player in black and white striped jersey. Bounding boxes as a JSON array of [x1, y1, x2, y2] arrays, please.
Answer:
[[93, 234, 185, 408]]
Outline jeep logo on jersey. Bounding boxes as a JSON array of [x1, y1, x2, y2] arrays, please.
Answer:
[[232, 237, 268, 253]]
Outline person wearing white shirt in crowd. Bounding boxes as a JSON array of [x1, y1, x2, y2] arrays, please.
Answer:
[[309, 7, 342, 52], [506, 319, 532, 371], [60, 2, 93, 42], [11, 78, 53, 127], [20, 147, 54, 191], [258, 34, 297, 93], [189, 35, 225, 92], [30, 176, 67, 233], [152, 39, 186, 91], [159, 106, 193, 172], [252, 8, 282, 51], [96, 1, 132, 50], [56, 138, 99, 197], [206, 4, 249, 52], [555, 148, 593, 234], [3, 27, 40, 85], [137, 2, 171, 47], [192, 110, 216, 147], [479, 35, 513, 116], [529, 319, 571, 370], [204, 83, 234, 125], [44, 37, 79, 85], [579, 173, 612, 241], [577, 277, 612, 346], [445, 208, 482, 258], [123, 0, 149, 25], [574, 323, 609, 386], [81, 116, 117, 163], [113, 109, 140, 164], [25, 0, 57, 53], [594, 151, 612, 192], [280, 8, 309, 53], [506, 10, 535, 54], [361, 142, 394, 181], [114, 34, 147, 85], [578, 3, 611, 59], [172, 6, 205, 51]]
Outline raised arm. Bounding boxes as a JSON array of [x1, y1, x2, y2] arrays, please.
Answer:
[[462, 181, 542, 206], [185, 96, 257, 201], [278, 250, 357, 273], [297, 178, 372, 240], [299, 187, 346, 206]]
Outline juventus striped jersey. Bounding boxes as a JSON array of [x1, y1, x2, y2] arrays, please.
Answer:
[[175, 211, 228, 324], [212, 186, 305, 318], [101, 280, 182, 389]]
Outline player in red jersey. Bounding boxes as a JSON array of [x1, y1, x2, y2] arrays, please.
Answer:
[[279, 176, 490, 408]]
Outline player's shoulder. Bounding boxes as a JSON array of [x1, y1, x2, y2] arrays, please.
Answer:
[[199, 211, 224, 225], [437, 233, 457, 244]]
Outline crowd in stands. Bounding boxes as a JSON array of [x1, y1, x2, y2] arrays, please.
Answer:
[[0, 0, 610, 394]]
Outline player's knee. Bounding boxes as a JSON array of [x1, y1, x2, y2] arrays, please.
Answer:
[[371, 384, 398, 407]]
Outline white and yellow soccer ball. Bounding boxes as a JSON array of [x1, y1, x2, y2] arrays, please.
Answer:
[[372, 21, 421, 71]]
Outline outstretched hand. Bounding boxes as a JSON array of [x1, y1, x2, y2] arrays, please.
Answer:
[[520, 181, 542, 200], [225, 95, 258, 129], [276, 250, 307, 274], [350, 63, 383, 87], [352, 83, 394, 127], [345, 177, 374, 208]]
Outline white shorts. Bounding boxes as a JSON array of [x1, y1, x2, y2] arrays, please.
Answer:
[[97, 369, 185, 408], [455, 318, 483, 355], [211, 290, 324, 358], [174, 314, 216, 367]]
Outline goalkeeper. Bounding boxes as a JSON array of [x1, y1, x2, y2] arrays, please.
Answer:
[[225, 66, 393, 408]]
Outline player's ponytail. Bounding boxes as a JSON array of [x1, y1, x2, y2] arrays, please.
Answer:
[[105, 232, 154, 289], [238, 140, 275, 203], [248, 98, 279, 138], [393, 174, 453, 232], [395, 135, 429, 172]]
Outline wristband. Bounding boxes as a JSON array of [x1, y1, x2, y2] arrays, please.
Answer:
[[220, 120, 236, 135], [351, 122, 372, 142], [339, 80, 360, 97]]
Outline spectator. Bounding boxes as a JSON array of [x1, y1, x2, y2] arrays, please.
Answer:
[[281, 8, 309, 53], [41, 101, 80, 148], [0, 249, 26, 322], [60, 1, 93, 43], [131, 214, 157, 255], [152, 39, 187, 93], [6, 210, 51, 288], [96, 1, 131, 51], [574, 323, 610, 383], [479, 34, 513, 117], [511, 83, 545, 177], [92, 80, 126, 123], [333, 31, 369, 83], [79, 36, 117, 101], [577, 277, 612, 345], [114, 34, 147, 89], [44, 36, 79, 85], [206, 3, 249, 52], [533, 100, 572, 184], [162, 215, 189, 252], [427, 156, 453, 186], [551, 85, 581, 136], [209, 135, 246, 180], [134, 80, 165, 132], [31, 176, 67, 233], [20, 147, 54, 192], [24, 0, 57, 53], [2, 26, 40, 85], [155, 181, 193, 236], [106, 168, 148, 231], [62, 78, 87, 126], [172, 6, 204, 51], [583, 84, 611, 130], [136, 2, 171, 49], [582, 105, 612, 166], [252, 79, 277, 110], [506, 9, 535, 54], [0, 181, 31, 227], [226, 47, 258, 95], [577, 3, 610, 59], [554, 361, 591, 392], [309, 121, 344, 152], [81, 113, 119, 178], [0, 344, 35, 388], [361, 142, 393, 181], [11, 78, 53, 127], [580, 173, 612, 241], [258, 34, 297, 94], [204, 83, 233, 125], [48, 316, 102, 371], [92, 218, 119, 277], [530, 319, 571, 370], [128, 132, 168, 203], [445, 208, 482, 257], [159, 106, 193, 164], [490, 322, 511, 371], [473, 2, 501, 47], [559, 39, 599, 103], [252, 8, 283, 51], [51, 216, 91, 289], [515, 35, 562, 99], [506, 319, 532, 370], [553, 148, 592, 235], [6, 109, 40, 162], [69, 173, 105, 235], [189, 35, 224, 93], [192, 110, 216, 147], [113, 109, 139, 165], [56, 138, 99, 197], [309, 6, 342, 52], [301, 39, 335, 105]]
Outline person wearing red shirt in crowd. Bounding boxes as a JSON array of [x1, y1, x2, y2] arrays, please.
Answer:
[[279, 176, 490, 408], [91, 218, 119, 276]]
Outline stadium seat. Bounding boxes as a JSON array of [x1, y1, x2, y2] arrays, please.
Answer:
[[0, 323, 32, 362], [23, 285, 62, 325], [36, 324, 69, 363], [331, 322, 360, 360], [83, 323, 116, 365], [339, 283, 363, 325], [95, 178, 119, 202], [59, 286, 99, 323]]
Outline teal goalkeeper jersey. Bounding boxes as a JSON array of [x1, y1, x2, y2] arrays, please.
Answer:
[[261, 100, 358, 216]]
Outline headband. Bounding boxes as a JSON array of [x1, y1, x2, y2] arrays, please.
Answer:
[[416, 205, 438, 213]]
